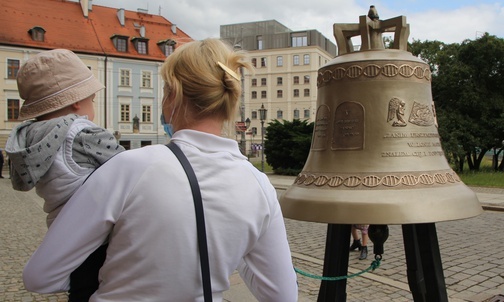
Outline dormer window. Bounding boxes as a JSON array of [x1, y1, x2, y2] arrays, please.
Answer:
[[28, 26, 46, 42], [157, 39, 177, 57], [111, 34, 129, 52], [132, 37, 149, 55]]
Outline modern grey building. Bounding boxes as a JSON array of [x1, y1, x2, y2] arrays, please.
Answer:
[[220, 20, 337, 157]]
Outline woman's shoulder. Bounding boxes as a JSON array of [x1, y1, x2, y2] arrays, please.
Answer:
[[108, 144, 174, 168]]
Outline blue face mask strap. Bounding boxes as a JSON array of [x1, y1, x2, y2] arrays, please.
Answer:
[[160, 113, 174, 137]]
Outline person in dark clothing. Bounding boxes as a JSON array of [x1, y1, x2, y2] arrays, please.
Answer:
[[0, 148, 4, 178]]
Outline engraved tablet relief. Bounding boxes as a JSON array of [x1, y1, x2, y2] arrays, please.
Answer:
[[312, 105, 330, 151], [332, 102, 364, 150]]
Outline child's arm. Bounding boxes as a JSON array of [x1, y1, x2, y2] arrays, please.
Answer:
[[73, 127, 125, 167]]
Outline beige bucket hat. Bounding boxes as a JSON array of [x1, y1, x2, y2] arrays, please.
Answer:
[[17, 49, 105, 120]]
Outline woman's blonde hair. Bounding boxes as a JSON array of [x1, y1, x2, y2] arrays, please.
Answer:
[[161, 38, 252, 126]]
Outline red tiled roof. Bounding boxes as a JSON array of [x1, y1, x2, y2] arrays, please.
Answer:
[[0, 0, 193, 61]]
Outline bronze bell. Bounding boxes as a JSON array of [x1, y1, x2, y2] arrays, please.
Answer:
[[279, 7, 483, 224]]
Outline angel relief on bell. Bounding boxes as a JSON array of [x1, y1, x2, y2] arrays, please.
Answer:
[[387, 98, 407, 127]]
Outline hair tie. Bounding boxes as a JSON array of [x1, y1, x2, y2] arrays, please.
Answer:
[[217, 62, 240, 81]]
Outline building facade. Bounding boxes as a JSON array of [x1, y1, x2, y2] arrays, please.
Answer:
[[220, 20, 337, 157], [0, 0, 193, 154]]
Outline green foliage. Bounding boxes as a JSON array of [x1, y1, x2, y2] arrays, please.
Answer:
[[458, 171, 504, 188], [264, 119, 313, 175], [410, 34, 504, 172], [457, 157, 504, 187]]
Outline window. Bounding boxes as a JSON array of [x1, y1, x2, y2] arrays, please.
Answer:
[[141, 141, 152, 147], [117, 38, 127, 52], [7, 59, 20, 79], [120, 104, 130, 122], [137, 41, 147, 54], [304, 54, 310, 65], [252, 111, 257, 119], [252, 58, 257, 67], [277, 90, 283, 98], [251, 127, 257, 135], [294, 89, 299, 97], [261, 91, 267, 99], [111, 35, 128, 52], [293, 55, 299, 66], [252, 91, 257, 99], [132, 37, 149, 54], [304, 75, 310, 84], [120, 69, 131, 86], [260, 58, 266, 67], [28, 26, 45, 42], [158, 39, 176, 57], [119, 141, 131, 150], [294, 109, 300, 119], [142, 105, 151, 122], [165, 44, 175, 56], [257, 36, 263, 50], [277, 77, 283, 85], [251, 79, 257, 87], [141, 71, 151, 88], [293, 76, 299, 84], [7, 99, 19, 120], [277, 110, 283, 119], [304, 109, 310, 118], [261, 78, 267, 86], [292, 35, 308, 47], [277, 56, 283, 67], [304, 89, 310, 97]]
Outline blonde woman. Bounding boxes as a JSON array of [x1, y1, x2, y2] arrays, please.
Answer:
[[23, 39, 298, 301]]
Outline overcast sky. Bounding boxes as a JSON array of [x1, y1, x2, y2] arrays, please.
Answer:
[[92, 0, 504, 45]]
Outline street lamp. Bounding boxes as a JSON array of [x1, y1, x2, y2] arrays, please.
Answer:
[[245, 117, 251, 157], [258, 103, 267, 172]]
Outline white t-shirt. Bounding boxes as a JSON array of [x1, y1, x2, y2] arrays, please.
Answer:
[[23, 129, 298, 302]]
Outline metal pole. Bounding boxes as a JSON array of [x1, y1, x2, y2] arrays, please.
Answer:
[[261, 120, 264, 172], [239, 66, 246, 155], [318, 224, 351, 302]]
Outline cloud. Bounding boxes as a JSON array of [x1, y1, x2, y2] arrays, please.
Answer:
[[92, 0, 504, 44], [406, 4, 504, 43]]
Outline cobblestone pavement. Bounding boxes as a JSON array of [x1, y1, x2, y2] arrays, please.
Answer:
[[0, 179, 67, 302], [2, 176, 504, 301], [285, 214, 504, 302]]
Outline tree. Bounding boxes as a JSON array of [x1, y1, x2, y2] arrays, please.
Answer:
[[264, 119, 313, 175], [410, 34, 504, 172]]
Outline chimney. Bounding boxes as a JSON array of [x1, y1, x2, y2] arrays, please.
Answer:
[[117, 8, 125, 26], [171, 24, 177, 35], [80, 0, 89, 18]]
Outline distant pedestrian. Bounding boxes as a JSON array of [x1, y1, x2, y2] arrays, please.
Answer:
[[349, 224, 369, 260], [5, 49, 124, 301], [0, 148, 5, 178]]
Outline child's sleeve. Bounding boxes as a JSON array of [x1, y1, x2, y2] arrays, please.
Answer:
[[72, 127, 125, 167]]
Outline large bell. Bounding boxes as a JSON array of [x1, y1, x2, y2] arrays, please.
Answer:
[[280, 7, 483, 224]]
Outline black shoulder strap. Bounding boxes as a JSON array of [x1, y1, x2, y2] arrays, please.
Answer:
[[166, 142, 212, 302]]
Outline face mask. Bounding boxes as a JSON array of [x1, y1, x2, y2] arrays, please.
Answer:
[[160, 108, 176, 138], [160, 114, 173, 137]]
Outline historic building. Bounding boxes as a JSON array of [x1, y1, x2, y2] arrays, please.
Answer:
[[0, 0, 193, 153], [220, 20, 337, 156]]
